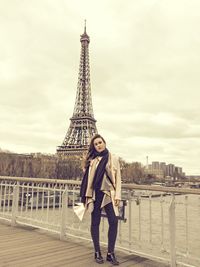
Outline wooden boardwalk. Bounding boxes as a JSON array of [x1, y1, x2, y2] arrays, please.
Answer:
[[0, 222, 169, 267]]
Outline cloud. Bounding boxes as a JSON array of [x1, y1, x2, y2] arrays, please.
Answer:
[[0, 0, 200, 174]]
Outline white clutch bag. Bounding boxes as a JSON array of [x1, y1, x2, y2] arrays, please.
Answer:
[[73, 203, 86, 221]]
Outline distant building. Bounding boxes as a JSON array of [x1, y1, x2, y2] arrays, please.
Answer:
[[160, 162, 167, 176], [145, 163, 164, 179], [175, 167, 183, 175], [145, 160, 185, 180], [152, 161, 160, 170], [166, 164, 175, 177]]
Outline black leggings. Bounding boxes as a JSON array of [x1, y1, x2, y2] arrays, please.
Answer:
[[91, 190, 118, 253]]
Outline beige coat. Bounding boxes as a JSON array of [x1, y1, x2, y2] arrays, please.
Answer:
[[85, 152, 121, 216]]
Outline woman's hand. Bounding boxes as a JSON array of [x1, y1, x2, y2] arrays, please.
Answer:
[[114, 199, 120, 206]]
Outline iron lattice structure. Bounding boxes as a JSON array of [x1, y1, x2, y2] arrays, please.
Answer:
[[57, 24, 98, 156]]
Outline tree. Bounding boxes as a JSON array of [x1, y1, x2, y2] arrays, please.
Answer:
[[120, 159, 145, 183]]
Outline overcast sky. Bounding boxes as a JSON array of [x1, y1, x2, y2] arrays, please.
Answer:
[[0, 0, 200, 175]]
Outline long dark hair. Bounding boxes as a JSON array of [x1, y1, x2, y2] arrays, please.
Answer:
[[84, 134, 106, 168]]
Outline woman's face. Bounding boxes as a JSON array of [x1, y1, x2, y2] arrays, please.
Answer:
[[93, 137, 106, 153]]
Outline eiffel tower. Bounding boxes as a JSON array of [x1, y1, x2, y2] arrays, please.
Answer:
[[57, 22, 98, 156]]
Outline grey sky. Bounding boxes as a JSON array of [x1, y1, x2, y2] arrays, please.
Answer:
[[0, 0, 200, 174]]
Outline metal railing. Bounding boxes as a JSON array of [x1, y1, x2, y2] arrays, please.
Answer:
[[0, 176, 200, 267]]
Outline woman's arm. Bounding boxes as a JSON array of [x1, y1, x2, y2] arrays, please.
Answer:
[[114, 157, 121, 201]]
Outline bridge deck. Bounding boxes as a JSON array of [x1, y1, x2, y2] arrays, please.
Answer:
[[0, 222, 169, 267]]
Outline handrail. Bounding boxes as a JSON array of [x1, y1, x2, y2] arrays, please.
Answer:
[[0, 175, 200, 194], [0, 176, 80, 185], [122, 183, 200, 195]]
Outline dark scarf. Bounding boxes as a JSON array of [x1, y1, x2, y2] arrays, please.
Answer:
[[92, 148, 109, 190], [80, 148, 109, 203]]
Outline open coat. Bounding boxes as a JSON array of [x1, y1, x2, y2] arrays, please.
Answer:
[[81, 152, 121, 216]]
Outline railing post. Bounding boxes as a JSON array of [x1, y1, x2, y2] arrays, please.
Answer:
[[11, 182, 19, 226], [160, 195, 165, 251], [60, 186, 68, 240], [169, 194, 176, 267], [185, 195, 189, 256], [128, 190, 132, 250], [149, 193, 152, 243]]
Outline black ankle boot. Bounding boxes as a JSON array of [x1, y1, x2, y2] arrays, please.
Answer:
[[94, 251, 104, 264], [106, 252, 119, 265]]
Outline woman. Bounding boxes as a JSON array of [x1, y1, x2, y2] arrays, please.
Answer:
[[80, 134, 121, 265]]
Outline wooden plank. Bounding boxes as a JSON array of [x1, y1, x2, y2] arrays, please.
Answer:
[[0, 222, 169, 267]]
